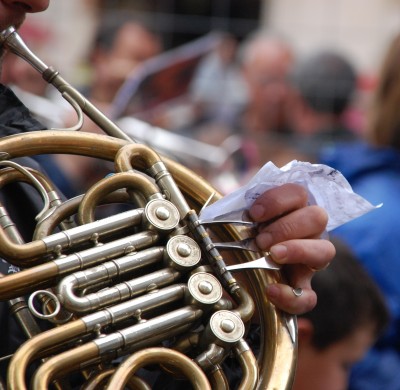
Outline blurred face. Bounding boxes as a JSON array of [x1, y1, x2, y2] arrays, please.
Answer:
[[94, 23, 161, 103], [243, 39, 294, 121], [294, 325, 375, 390]]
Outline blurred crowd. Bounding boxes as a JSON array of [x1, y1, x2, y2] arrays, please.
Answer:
[[2, 8, 400, 389], [0, 15, 368, 193]]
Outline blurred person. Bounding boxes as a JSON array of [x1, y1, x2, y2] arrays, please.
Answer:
[[236, 31, 296, 136], [87, 18, 162, 112], [319, 32, 400, 390], [0, 0, 336, 385], [189, 32, 247, 125], [232, 32, 304, 171], [193, 32, 301, 187], [293, 237, 389, 390], [289, 50, 359, 162]]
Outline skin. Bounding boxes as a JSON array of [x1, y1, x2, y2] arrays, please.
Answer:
[[0, 0, 49, 31], [249, 183, 334, 314], [1, 24, 50, 94], [90, 22, 162, 105], [0, 0, 49, 63], [242, 36, 295, 134], [294, 319, 376, 390], [0, 1, 336, 315]]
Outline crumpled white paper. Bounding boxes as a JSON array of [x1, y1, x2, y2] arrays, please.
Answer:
[[200, 160, 380, 232]]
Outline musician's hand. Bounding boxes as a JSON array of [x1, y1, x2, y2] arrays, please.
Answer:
[[249, 183, 335, 315]]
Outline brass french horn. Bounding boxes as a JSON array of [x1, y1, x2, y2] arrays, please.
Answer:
[[0, 27, 297, 389]]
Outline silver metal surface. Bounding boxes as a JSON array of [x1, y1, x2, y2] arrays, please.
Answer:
[[42, 208, 144, 252], [55, 230, 159, 273], [57, 247, 166, 312], [83, 284, 187, 331], [95, 306, 203, 354], [28, 290, 61, 320], [0, 27, 48, 73], [209, 310, 245, 344], [199, 208, 255, 227], [225, 255, 281, 271], [144, 199, 180, 231], [187, 272, 223, 305], [166, 235, 201, 270], [214, 237, 259, 252]]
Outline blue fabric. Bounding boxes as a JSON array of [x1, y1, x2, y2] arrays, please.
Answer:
[[320, 142, 400, 389], [349, 348, 400, 390]]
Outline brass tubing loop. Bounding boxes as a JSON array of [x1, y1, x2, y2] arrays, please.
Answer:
[[105, 348, 211, 390], [0, 27, 297, 389]]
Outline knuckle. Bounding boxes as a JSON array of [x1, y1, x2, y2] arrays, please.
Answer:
[[304, 292, 318, 312], [286, 183, 308, 204], [309, 205, 329, 230], [293, 292, 317, 315], [275, 221, 297, 241], [317, 240, 336, 265], [255, 183, 309, 219], [263, 194, 286, 216], [326, 240, 336, 260], [289, 242, 307, 260]]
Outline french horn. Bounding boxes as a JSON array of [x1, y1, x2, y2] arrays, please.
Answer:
[[0, 26, 297, 389]]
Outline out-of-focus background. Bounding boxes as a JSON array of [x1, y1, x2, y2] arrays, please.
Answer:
[[4, 0, 399, 193], [25, 0, 398, 84]]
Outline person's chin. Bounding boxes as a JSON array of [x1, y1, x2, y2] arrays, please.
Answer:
[[0, 12, 25, 34]]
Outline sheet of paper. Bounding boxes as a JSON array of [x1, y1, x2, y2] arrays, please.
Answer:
[[200, 160, 380, 232]]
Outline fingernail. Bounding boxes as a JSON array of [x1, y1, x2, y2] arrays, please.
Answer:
[[250, 204, 264, 220], [270, 244, 287, 261], [266, 284, 280, 299]]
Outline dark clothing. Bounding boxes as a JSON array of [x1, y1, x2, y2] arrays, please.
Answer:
[[0, 84, 50, 239], [0, 83, 53, 379], [294, 124, 358, 161], [0, 84, 45, 135], [0, 84, 77, 198]]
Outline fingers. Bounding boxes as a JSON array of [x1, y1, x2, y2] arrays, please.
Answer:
[[267, 263, 316, 314], [266, 283, 317, 315], [255, 205, 329, 250], [265, 239, 335, 314], [269, 239, 336, 271], [248, 183, 334, 315], [249, 183, 308, 223]]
